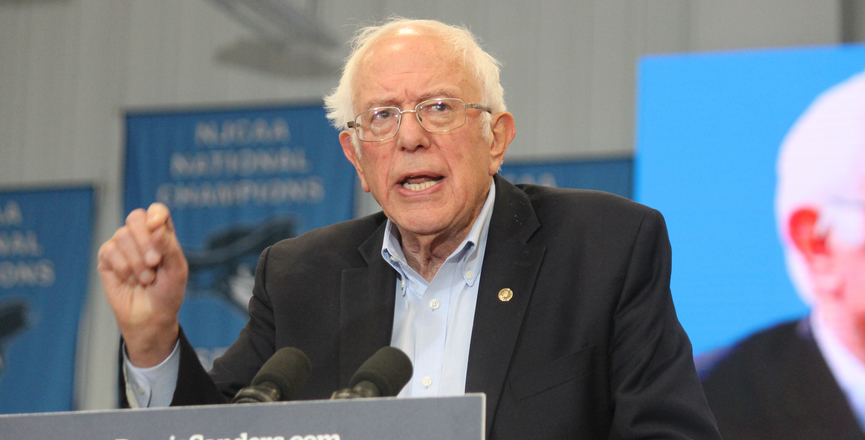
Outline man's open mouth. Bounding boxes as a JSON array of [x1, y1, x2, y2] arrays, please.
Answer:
[[401, 176, 443, 192]]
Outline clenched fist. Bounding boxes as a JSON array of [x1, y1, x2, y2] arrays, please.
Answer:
[[98, 203, 188, 368]]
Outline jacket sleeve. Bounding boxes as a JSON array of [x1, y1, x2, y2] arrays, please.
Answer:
[[116, 327, 227, 408], [169, 328, 230, 405], [608, 209, 722, 439]]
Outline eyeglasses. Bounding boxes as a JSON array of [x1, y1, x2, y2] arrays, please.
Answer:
[[346, 98, 492, 142], [828, 198, 865, 207]]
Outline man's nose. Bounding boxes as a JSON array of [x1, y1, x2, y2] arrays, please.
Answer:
[[396, 110, 429, 151]]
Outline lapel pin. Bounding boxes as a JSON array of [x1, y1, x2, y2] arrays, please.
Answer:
[[498, 288, 514, 302]]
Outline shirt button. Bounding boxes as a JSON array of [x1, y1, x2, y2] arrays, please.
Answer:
[[465, 270, 474, 279], [422, 376, 432, 387], [429, 299, 440, 310]]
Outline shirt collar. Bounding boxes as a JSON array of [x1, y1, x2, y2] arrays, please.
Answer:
[[381, 181, 496, 286]]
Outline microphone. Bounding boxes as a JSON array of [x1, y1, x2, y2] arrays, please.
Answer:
[[232, 347, 311, 403], [331, 347, 413, 399]]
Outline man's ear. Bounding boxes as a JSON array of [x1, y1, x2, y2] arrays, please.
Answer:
[[339, 131, 370, 193], [789, 207, 841, 296], [789, 208, 826, 257], [488, 112, 516, 176]]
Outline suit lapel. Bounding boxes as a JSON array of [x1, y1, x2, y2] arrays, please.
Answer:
[[466, 175, 545, 433], [338, 220, 397, 388]]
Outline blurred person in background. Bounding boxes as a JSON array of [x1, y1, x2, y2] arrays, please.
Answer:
[[700, 69, 865, 440]]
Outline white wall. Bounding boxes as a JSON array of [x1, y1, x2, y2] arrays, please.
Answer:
[[0, 0, 853, 410]]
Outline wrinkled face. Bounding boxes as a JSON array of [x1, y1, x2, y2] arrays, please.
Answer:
[[339, 30, 508, 239]]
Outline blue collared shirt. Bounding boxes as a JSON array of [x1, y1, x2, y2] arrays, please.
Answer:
[[382, 182, 496, 397]]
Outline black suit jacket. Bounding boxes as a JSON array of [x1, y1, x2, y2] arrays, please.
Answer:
[[127, 175, 719, 439], [700, 319, 865, 440]]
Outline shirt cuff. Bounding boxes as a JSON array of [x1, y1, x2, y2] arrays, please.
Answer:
[[122, 340, 181, 408]]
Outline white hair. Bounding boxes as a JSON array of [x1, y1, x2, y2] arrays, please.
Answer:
[[776, 69, 865, 305], [323, 18, 505, 153]]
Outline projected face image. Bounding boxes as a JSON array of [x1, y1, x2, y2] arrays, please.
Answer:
[[772, 69, 865, 332], [698, 66, 865, 440], [786, 190, 865, 327]]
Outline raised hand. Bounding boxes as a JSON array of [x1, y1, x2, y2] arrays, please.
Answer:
[[98, 203, 188, 367]]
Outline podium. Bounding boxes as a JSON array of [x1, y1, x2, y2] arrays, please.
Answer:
[[0, 394, 485, 440]]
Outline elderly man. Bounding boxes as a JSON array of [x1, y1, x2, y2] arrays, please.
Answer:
[[99, 18, 720, 439], [699, 70, 865, 440]]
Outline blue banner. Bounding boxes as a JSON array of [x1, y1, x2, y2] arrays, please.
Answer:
[[0, 186, 94, 414], [125, 104, 355, 370]]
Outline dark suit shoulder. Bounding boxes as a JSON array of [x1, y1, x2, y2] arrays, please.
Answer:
[[265, 211, 387, 267], [512, 183, 662, 252], [515, 183, 655, 229], [698, 319, 804, 381], [700, 318, 865, 440], [516, 183, 650, 216]]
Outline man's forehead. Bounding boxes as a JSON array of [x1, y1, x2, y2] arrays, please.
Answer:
[[361, 32, 461, 76], [352, 34, 477, 110], [362, 88, 461, 108]]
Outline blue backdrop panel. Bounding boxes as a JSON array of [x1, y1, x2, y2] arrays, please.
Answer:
[[635, 44, 865, 354], [500, 158, 632, 199], [125, 104, 355, 370], [0, 186, 94, 414]]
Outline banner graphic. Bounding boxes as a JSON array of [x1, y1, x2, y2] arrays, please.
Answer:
[[125, 104, 355, 370], [0, 186, 94, 414]]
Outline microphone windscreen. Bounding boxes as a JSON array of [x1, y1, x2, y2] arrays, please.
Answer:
[[348, 347, 413, 397], [251, 347, 312, 401]]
